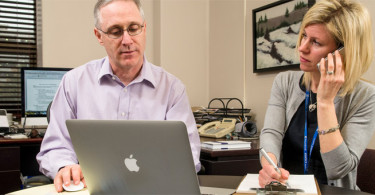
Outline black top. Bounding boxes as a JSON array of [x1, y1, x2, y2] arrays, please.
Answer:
[[281, 76, 328, 185]]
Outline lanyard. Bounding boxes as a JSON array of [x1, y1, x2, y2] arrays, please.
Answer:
[[304, 90, 319, 174]]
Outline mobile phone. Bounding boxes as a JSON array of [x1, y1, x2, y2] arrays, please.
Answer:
[[317, 46, 345, 72]]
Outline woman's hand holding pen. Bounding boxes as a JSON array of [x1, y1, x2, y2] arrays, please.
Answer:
[[258, 150, 290, 188], [259, 164, 289, 187]]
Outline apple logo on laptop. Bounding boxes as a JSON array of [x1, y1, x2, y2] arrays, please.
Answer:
[[124, 154, 140, 172]]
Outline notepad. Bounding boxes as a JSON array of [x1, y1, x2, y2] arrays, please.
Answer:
[[235, 174, 318, 195], [201, 140, 251, 150]]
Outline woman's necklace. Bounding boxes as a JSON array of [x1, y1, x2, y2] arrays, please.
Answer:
[[309, 90, 317, 112]]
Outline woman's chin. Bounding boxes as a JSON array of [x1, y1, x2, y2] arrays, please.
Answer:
[[300, 64, 315, 72]]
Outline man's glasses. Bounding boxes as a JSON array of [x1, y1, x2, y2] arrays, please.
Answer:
[[97, 23, 144, 39]]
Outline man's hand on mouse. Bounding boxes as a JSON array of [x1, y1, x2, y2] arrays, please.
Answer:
[[54, 164, 87, 192]]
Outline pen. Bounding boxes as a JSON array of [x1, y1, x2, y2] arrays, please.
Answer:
[[260, 147, 290, 188]]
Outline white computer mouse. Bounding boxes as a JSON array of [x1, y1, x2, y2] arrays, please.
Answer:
[[62, 181, 84, 192]]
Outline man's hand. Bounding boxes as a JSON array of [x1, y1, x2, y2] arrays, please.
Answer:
[[54, 164, 87, 192]]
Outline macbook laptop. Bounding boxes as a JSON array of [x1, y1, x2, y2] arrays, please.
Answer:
[[66, 120, 201, 195]]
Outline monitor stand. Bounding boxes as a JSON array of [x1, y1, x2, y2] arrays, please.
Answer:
[[21, 117, 48, 127]]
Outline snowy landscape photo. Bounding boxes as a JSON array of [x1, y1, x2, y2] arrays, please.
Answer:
[[252, 0, 315, 72]]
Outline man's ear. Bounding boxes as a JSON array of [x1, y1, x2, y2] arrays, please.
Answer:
[[94, 28, 104, 45], [143, 22, 147, 36]]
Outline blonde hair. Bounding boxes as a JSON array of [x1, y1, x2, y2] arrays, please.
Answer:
[[297, 0, 373, 95]]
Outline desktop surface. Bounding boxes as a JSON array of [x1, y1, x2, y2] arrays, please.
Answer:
[[7, 175, 373, 195]]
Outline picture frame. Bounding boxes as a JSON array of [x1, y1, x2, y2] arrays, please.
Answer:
[[252, 0, 315, 73]]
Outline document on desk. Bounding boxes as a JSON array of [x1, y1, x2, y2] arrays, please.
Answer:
[[235, 174, 318, 195]]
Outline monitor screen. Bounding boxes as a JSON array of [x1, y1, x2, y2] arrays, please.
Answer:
[[21, 67, 71, 118]]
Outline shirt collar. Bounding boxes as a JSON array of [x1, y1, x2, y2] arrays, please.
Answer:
[[97, 56, 156, 88], [131, 57, 156, 88], [97, 57, 113, 82]]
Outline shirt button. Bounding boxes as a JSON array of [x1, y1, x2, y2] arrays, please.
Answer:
[[121, 112, 125, 116], [124, 88, 127, 92], [112, 76, 116, 80]]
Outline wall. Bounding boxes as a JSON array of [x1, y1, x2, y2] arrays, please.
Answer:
[[41, 0, 106, 68], [158, 0, 209, 106], [42, 0, 375, 149], [208, 0, 246, 108]]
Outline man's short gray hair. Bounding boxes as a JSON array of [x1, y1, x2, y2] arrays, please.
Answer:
[[94, 0, 144, 28]]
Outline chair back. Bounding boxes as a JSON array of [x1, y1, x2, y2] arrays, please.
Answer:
[[357, 148, 375, 194], [47, 101, 52, 124]]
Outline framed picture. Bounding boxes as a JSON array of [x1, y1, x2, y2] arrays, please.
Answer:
[[252, 0, 315, 73]]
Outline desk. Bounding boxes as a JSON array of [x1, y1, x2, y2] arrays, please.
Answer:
[[200, 175, 373, 195], [200, 137, 261, 175], [8, 175, 373, 195], [0, 138, 43, 194]]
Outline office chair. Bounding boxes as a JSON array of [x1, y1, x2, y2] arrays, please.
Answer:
[[47, 101, 52, 124], [23, 175, 52, 189], [357, 148, 375, 194]]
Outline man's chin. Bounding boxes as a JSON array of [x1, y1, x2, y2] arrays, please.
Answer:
[[118, 59, 142, 68]]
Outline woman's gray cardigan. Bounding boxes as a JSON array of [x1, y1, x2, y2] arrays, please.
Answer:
[[260, 71, 375, 190]]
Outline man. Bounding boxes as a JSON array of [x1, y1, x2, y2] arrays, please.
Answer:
[[36, 0, 201, 192]]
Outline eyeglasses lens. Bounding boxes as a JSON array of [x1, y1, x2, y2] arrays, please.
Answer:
[[106, 24, 143, 39]]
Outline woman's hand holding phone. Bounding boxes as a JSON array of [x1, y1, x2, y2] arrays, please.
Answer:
[[317, 46, 344, 72], [317, 49, 345, 105]]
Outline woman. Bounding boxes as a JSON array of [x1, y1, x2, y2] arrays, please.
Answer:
[[259, 0, 375, 190]]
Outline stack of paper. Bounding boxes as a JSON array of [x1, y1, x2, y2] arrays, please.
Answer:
[[235, 174, 318, 195], [201, 140, 251, 150]]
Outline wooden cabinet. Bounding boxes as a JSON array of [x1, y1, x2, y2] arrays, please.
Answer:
[[0, 146, 21, 194], [0, 138, 42, 194], [200, 138, 262, 176]]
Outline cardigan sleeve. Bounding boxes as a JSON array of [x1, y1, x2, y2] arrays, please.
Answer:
[[260, 72, 299, 163], [321, 82, 375, 180]]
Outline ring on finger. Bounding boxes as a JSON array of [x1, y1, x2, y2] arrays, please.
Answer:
[[327, 70, 334, 75]]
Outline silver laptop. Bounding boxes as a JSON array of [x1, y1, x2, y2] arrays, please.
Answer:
[[66, 120, 201, 195]]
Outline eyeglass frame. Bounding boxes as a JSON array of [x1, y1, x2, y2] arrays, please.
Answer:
[[96, 22, 145, 39]]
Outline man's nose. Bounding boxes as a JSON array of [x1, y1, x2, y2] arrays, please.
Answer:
[[121, 30, 133, 45]]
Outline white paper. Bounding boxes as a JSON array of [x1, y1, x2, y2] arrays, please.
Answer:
[[236, 174, 318, 195], [0, 115, 9, 127]]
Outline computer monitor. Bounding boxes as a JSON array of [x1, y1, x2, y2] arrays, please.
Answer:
[[21, 67, 71, 126]]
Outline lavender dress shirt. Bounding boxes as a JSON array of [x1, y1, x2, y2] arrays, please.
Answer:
[[36, 57, 201, 179]]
